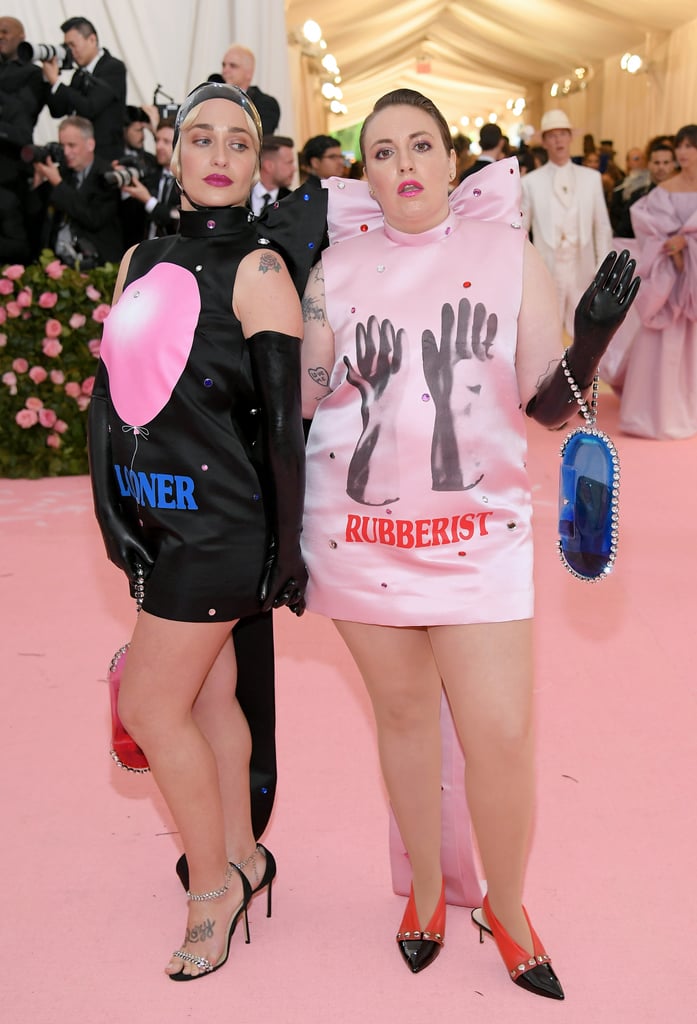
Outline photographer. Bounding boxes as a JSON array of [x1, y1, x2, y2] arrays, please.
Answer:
[[116, 117, 179, 241], [32, 115, 123, 267], [116, 105, 160, 248], [43, 16, 127, 161], [0, 16, 45, 129]]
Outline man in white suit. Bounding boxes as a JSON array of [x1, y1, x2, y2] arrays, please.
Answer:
[[521, 109, 613, 337]]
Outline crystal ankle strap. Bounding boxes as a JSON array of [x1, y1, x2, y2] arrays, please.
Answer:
[[186, 862, 234, 901]]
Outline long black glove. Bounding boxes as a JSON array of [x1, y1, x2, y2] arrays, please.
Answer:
[[248, 331, 307, 616], [526, 249, 640, 428], [87, 363, 155, 590]]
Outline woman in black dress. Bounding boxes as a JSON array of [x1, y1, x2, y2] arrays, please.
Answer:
[[88, 82, 311, 980]]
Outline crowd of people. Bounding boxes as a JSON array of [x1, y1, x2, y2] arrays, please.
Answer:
[[1, 7, 691, 1001], [0, 15, 343, 268]]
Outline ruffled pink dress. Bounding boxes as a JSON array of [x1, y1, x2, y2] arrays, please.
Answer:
[[620, 188, 697, 439], [302, 159, 533, 626]]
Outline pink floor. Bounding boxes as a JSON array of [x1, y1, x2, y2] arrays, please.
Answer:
[[2, 391, 695, 1023]]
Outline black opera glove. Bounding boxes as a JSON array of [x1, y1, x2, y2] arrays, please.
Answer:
[[422, 298, 497, 490], [87, 372, 155, 590], [526, 249, 641, 428], [248, 331, 307, 616], [344, 315, 404, 505]]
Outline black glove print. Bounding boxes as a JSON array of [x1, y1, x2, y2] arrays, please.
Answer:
[[422, 298, 497, 491], [344, 315, 405, 505]]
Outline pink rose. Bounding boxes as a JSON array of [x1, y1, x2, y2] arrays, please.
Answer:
[[6, 301, 21, 318], [0, 278, 14, 295], [29, 366, 48, 384], [12, 357, 28, 373], [92, 303, 111, 323], [64, 381, 81, 398], [15, 408, 38, 428], [76, 394, 91, 411], [42, 338, 63, 357], [2, 371, 17, 387], [69, 312, 86, 328], [45, 260, 65, 280], [85, 284, 101, 301], [87, 338, 101, 357], [81, 375, 95, 395], [38, 407, 58, 428], [46, 432, 62, 448], [39, 291, 58, 309], [17, 288, 32, 308], [0, 332, 7, 347], [54, 419, 68, 434], [45, 318, 63, 337], [50, 369, 65, 385], [25, 396, 44, 411], [2, 264, 25, 280]]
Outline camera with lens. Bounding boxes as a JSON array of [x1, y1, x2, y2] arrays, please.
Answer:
[[20, 142, 65, 165], [104, 158, 141, 188], [16, 41, 73, 70], [55, 234, 100, 271]]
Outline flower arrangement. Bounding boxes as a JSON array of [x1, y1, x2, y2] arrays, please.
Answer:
[[0, 251, 118, 478]]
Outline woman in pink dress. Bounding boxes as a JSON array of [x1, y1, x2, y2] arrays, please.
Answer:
[[300, 89, 638, 999], [621, 124, 697, 438]]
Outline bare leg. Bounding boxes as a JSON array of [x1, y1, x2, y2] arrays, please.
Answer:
[[429, 619, 536, 951], [118, 611, 248, 976], [334, 621, 443, 925], [191, 635, 267, 887]]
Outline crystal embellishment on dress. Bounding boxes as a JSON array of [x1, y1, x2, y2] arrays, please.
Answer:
[[195, 265, 203, 272], [377, 264, 385, 273], [472, 188, 481, 197], [337, 181, 346, 189], [204, 378, 213, 387], [206, 219, 215, 229]]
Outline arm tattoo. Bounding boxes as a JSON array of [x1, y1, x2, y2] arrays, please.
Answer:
[[308, 366, 330, 387], [258, 253, 281, 275], [310, 262, 325, 284], [186, 918, 215, 942], [302, 295, 326, 325]]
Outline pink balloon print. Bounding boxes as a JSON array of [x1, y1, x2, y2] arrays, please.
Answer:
[[100, 263, 201, 426]]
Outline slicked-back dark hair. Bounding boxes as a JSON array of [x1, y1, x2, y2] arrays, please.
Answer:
[[359, 89, 453, 162], [61, 17, 98, 39]]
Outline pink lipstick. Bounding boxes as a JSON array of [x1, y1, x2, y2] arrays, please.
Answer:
[[398, 180, 423, 196], [204, 174, 232, 186]]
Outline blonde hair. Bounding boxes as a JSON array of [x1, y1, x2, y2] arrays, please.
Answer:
[[170, 100, 261, 190]]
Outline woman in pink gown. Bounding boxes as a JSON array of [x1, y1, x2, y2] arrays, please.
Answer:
[[621, 124, 697, 439], [299, 88, 638, 1000]]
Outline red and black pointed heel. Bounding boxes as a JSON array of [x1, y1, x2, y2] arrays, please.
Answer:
[[471, 893, 564, 1000], [396, 879, 445, 974]]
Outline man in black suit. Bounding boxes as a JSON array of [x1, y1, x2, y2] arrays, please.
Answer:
[[0, 16, 46, 257], [115, 105, 161, 248], [118, 118, 179, 240], [219, 44, 280, 135], [42, 16, 127, 161], [249, 135, 296, 216], [459, 123, 505, 181], [33, 115, 123, 266]]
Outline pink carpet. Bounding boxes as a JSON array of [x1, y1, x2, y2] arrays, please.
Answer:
[[1, 391, 694, 1022]]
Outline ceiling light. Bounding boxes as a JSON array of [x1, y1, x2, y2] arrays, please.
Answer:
[[302, 20, 322, 44]]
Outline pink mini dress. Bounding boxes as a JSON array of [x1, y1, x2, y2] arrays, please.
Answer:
[[302, 159, 533, 626]]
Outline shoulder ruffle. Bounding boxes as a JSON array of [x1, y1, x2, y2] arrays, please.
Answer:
[[322, 156, 523, 245]]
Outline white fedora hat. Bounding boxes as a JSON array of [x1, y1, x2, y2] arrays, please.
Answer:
[[540, 109, 573, 134]]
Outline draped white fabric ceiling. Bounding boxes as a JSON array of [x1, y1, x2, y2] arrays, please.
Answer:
[[285, 0, 697, 131]]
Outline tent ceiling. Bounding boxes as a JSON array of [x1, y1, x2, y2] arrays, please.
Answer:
[[285, 0, 696, 129]]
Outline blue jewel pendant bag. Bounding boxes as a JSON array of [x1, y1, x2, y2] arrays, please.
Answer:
[[557, 367, 619, 581]]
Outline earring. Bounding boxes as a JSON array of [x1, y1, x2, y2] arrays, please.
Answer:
[[369, 188, 375, 197], [449, 171, 455, 181]]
